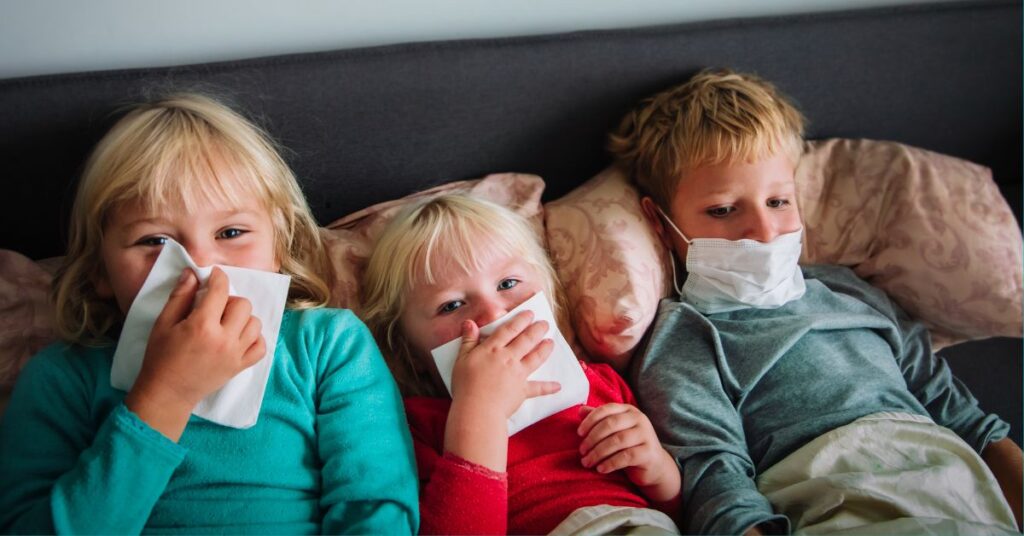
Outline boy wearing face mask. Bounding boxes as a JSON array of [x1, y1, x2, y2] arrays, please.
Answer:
[[609, 68, 1023, 535]]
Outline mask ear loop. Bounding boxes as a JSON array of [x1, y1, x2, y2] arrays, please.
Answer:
[[669, 252, 685, 297], [655, 205, 690, 297]]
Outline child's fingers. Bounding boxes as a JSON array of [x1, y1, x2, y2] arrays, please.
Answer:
[[221, 296, 253, 332], [457, 320, 480, 356], [194, 267, 230, 319], [155, 268, 198, 327], [525, 380, 561, 399], [519, 338, 554, 373], [241, 334, 267, 368], [486, 310, 535, 348], [577, 403, 633, 439], [505, 319, 549, 357], [581, 426, 645, 468], [593, 445, 645, 474], [579, 409, 638, 457]]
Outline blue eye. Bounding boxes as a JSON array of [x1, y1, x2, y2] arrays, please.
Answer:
[[438, 300, 464, 315], [498, 278, 520, 291], [707, 206, 734, 218], [767, 198, 791, 209], [136, 236, 168, 247], [219, 228, 247, 239]]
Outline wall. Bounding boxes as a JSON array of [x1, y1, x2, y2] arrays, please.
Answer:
[[0, 0, 958, 79]]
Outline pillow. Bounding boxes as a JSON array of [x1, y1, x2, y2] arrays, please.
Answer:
[[797, 138, 1023, 348], [0, 173, 545, 414], [545, 139, 1023, 362], [545, 166, 671, 368], [0, 251, 60, 414], [321, 172, 547, 310]]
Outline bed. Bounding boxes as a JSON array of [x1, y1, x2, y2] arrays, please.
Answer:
[[0, 0, 1020, 444]]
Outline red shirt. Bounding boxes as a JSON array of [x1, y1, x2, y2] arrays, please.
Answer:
[[405, 361, 649, 535]]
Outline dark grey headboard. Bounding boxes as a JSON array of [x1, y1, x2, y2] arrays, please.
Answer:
[[1, 0, 1019, 261]]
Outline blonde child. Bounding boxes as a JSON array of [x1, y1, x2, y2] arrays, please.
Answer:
[[609, 68, 1023, 534], [360, 193, 681, 535], [0, 93, 418, 534]]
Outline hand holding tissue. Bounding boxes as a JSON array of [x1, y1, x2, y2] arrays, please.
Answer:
[[111, 239, 291, 429], [430, 292, 590, 435]]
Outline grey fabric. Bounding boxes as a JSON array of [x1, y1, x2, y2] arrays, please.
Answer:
[[0, 1, 1019, 440], [632, 264, 1010, 534]]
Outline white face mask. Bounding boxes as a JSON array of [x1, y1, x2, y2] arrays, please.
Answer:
[[657, 206, 806, 314]]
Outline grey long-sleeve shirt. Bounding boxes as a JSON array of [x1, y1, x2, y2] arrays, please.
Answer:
[[631, 264, 1009, 535]]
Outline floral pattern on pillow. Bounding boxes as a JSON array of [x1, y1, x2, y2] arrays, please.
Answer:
[[545, 166, 671, 369], [322, 173, 546, 309], [546, 139, 1022, 363], [0, 251, 58, 389], [796, 138, 1023, 348]]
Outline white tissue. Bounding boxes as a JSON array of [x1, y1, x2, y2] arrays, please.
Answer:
[[430, 291, 590, 435], [110, 239, 291, 429]]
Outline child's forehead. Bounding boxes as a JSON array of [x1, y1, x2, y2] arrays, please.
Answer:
[[412, 231, 527, 286], [674, 153, 796, 200]]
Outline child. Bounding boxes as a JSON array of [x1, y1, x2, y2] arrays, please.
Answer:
[[609, 68, 1023, 534], [360, 193, 682, 535], [0, 93, 419, 534]]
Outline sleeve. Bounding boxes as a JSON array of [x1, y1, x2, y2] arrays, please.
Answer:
[[310, 310, 420, 535], [632, 304, 789, 535], [886, 298, 1010, 452], [0, 346, 186, 534], [406, 400, 509, 535], [823, 265, 1011, 453]]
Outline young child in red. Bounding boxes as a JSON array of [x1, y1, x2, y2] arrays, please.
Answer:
[[360, 193, 682, 535]]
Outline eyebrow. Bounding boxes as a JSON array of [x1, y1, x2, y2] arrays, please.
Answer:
[[121, 209, 262, 230]]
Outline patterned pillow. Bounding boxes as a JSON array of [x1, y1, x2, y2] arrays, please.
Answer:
[[0, 173, 545, 415], [797, 138, 1023, 348], [321, 172, 547, 309], [545, 167, 670, 369], [0, 251, 60, 414], [545, 139, 1023, 363]]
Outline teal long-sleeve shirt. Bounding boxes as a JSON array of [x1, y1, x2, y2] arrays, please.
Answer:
[[0, 308, 419, 534], [631, 264, 1009, 535]]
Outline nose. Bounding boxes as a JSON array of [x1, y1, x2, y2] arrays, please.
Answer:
[[473, 296, 509, 328], [744, 208, 779, 243], [183, 240, 217, 267]]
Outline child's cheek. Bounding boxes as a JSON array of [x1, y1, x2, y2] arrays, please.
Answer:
[[432, 322, 463, 347]]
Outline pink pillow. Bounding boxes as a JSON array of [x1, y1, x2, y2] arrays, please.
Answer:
[[545, 139, 1023, 363], [797, 138, 1023, 348], [545, 167, 670, 368], [321, 173, 547, 309], [0, 251, 60, 414]]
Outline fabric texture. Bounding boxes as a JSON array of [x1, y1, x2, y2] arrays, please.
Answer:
[[321, 172, 546, 309], [631, 264, 1010, 535], [545, 166, 671, 366], [758, 411, 1016, 534], [544, 139, 1023, 367], [405, 361, 652, 535], [0, 308, 419, 534]]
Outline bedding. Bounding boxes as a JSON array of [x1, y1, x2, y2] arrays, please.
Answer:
[[544, 139, 1024, 364], [0, 0, 1019, 440]]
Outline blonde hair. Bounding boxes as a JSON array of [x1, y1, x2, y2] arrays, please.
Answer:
[[360, 193, 569, 398], [52, 92, 331, 345], [608, 68, 806, 209]]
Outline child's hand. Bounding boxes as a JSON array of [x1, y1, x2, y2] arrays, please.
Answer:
[[577, 403, 682, 503], [444, 310, 558, 472], [450, 310, 559, 418], [125, 267, 265, 441]]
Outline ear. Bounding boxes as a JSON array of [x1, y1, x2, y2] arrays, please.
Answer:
[[640, 196, 674, 251]]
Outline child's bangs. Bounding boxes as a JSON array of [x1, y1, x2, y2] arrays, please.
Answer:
[[120, 134, 271, 216], [407, 209, 529, 287]]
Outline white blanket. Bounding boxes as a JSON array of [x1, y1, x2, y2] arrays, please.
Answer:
[[757, 411, 1016, 534]]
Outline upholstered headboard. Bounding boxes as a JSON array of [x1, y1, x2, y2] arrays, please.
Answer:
[[0, 0, 1020, 440]]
